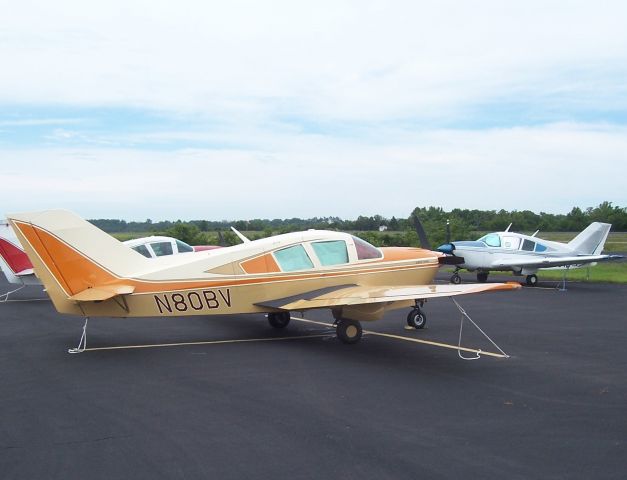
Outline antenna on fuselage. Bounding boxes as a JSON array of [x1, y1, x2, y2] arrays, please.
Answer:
[[531, 230, 540, 237], [231, 226, 251, 243], [504, 223, 512, 232]]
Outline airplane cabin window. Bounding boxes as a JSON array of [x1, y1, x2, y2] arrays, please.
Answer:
[[479, 234, 501, 247], [150, 241, 173, 256], [535, 243, 547, 253], [522, 239, 535, 251], [312, 241, 349, 266], [502, 237, 520, 250], [274, 245, 314, 271], [176, 239, 194, 253], [352, 236, 383, 260], [132, 244, 152, 258]]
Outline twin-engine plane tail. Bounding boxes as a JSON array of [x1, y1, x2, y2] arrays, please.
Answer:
[[7, 210, 149, 313], [567, 222, 612, 255]]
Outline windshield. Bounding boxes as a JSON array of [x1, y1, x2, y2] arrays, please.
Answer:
[[477, 234, 501, 247]]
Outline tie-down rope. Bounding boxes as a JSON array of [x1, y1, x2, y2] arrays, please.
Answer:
[[450, 298, 509, 361]]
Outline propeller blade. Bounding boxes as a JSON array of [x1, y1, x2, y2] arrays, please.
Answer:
[[412, 214, 432, 250]]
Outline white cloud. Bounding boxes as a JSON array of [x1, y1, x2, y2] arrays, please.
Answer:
[[1, 122, 625, 219], [1, 1, 626, 121], [0, 1, 625, 219]]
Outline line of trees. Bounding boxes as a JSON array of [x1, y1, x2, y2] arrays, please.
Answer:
[[90, 201, 626, 247]]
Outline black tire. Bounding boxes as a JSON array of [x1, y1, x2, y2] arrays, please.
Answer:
[[477, 272, 489, 283], [268, 312, 291, 328], [451, 273, 462, 285], [526, 274, 538, 287], [336, 319, 362, 344], [406, 309, 427, 329]]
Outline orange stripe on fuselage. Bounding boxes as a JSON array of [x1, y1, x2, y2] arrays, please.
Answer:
[[16, 223, 442, 296]]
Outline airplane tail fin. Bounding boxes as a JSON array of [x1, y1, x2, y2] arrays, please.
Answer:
[[0, 222, 34, 281], [567, 222, 612, 255], [7, 210, 149, 313]]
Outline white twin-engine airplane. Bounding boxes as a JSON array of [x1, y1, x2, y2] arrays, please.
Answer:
[[437, 222, 622, 286], [7, 210, 519, 351]]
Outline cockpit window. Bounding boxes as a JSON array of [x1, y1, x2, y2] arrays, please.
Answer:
[[132, 244, 152, 258], [522, 239, 535, 251], [150, 241, 173, 257], [311, 241, 349, 266], [274, 245, 314, 271], [352, 236, 382, 260], [176, 239, 194, 253], [478, 234, 501, 247]]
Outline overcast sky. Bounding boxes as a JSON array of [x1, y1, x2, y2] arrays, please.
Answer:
[[1, 0, 626, 221]]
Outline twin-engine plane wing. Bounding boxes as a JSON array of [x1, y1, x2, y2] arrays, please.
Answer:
[[7, 210, 519, 347]]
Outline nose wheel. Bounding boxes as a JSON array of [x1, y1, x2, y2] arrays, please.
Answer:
[[450, 272, 462, 284]]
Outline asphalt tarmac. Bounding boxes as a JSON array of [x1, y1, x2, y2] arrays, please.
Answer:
[[1, 275, 626, 480]]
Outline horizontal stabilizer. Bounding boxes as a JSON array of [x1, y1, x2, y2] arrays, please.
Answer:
[[15, 268, 34, 276], [69, 284, 135, 302]]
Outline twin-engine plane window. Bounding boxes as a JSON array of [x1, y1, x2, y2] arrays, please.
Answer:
[[312, 241, 349, 266], [150, 241, 173, 257], [133, 244, 152, 258], [176, 240, 194, 253], [522, 239, 535, 251], [352, 236, 382, 260], [274, 245, 314, 271], [535, 243, 548, 253]]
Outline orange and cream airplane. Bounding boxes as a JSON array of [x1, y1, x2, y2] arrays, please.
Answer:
[[7, 210, 520, 352]]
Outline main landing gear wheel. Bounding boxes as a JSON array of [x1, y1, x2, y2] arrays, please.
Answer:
[[336, 319, 363, 344], [406, 308, 427, 329], [450, 273, 462, 285], [477, 272, 489, 283], [268, 311, 291, 328], [525, 274, 538, 287]]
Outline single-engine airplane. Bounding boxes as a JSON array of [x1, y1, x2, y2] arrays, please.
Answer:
[[0, 221, 218, 300], [437, 222, 622, 286], [7, 210, 520, 350]]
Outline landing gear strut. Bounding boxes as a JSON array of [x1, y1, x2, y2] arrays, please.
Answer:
[[268, 311, 291, 328], [406, 300, 427, 329], [336, 318, 362, 344], [525, 274, 538, 287]]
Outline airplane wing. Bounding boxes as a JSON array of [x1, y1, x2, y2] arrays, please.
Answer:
[[492, 254, 623, 270], [257, 282, 520, 311]]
